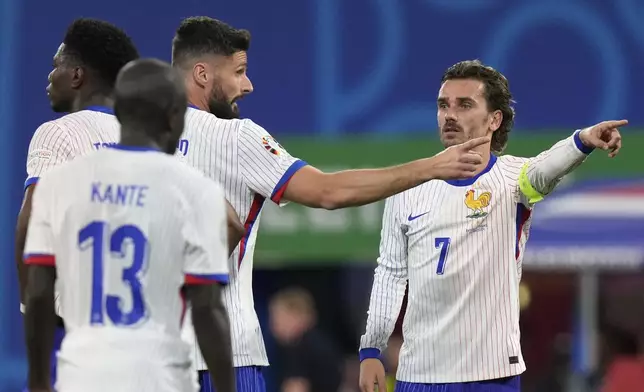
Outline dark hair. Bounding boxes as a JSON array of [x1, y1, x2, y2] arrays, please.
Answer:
[[441, 60, 515, 154], [114, 58, 186, 129], [172, 16, 251, 66], [63, 18, 139, 88]]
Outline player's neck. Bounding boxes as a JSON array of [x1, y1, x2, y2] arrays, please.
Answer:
[[186, 90, 208, 112], [473, 146, 492, 175], [119, 129, 161, 151], [73, 91, 113, 113]]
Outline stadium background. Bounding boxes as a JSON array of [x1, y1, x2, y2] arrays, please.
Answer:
[[1, 0, 644, 391]]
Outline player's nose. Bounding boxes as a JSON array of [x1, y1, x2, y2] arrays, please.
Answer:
[[243, 75, 254, 94]]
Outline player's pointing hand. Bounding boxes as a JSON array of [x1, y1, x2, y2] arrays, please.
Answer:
[[429, 136, 491, 180], [578, 119, 627, 158]]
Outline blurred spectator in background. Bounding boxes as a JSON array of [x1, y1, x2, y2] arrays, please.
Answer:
[[269, 287, 343, 392]]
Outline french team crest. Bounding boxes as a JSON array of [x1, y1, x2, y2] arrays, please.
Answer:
[[262, 135, 285, 156], [465, 188, 492, 219]]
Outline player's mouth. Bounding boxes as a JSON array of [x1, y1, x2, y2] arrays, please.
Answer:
[[442, 124, 462, 133]]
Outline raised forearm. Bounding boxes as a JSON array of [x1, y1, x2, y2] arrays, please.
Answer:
[[519, 131, 591, 202]]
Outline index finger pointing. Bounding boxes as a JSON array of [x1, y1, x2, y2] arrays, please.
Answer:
[[460, 136, 491, 150], [597, 119, 628, 131]]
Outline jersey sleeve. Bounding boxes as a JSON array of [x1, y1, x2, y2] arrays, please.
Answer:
[[25, 122, 72, 189], [23, 178, 56, 267], [359, 196, 409, 360], [182, 180, 230, 285], [517, 130, 592, 206], [237, 119, 308, 206]]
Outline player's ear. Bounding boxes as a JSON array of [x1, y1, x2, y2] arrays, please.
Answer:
[[70, 66, 84, 89], [489, 109, 502, 132], [191, 63, 208, 88]]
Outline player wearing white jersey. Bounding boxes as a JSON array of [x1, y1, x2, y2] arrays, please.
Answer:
[[358, 60, 626, 392], [15, 19, 139, 392], [171, 18, 495, 392], [22, 59, 235, 392]]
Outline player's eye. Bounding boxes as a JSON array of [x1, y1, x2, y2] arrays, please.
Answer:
[[438, 103, 448, 109], [460, 102, 472, 109]]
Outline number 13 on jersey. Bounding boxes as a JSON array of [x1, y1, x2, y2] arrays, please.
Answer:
[[434, 237, 451, 275], [78, 221, 149, 326]]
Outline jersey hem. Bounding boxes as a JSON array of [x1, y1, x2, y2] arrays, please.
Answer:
[[394, 367, 526, 384]]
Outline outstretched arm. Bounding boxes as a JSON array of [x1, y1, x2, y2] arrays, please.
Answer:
[[237, 119, 489, 210], [518, 120, 626, 204], [282, 137, 490, 210]]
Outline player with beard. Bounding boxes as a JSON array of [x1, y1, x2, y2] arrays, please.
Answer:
[[172, 16, 491, 392]]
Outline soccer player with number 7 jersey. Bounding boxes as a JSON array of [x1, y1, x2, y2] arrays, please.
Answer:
[[22, 59, 235, 392], [358, 60, 626, 392]]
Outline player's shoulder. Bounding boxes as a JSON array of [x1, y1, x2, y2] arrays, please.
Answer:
[[185, 107, 245, 133], [32, 111, 116, 137], [34, 149, 95, 187]]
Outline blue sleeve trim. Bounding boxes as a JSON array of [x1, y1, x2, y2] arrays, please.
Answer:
[[573, 130, 595, 155], [359, 348, 381, 362], [270, 159, 308, 203], [25, 176, 39, 189]]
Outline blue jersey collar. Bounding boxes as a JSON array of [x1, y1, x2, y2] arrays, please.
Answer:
[[445, 154, 497, 187], [109, 144, 160, 152], [85, 105, 114, 115]]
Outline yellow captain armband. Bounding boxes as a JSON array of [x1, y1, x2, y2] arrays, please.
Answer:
[[518, 163, 544, 204]]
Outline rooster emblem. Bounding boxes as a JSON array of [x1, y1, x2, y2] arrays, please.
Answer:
[[465, 189, 492, 218]]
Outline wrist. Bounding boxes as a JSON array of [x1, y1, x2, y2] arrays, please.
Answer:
[[573, 129, 595, 154], [421, 157, 438, 181], [359, 347, 382, 362]]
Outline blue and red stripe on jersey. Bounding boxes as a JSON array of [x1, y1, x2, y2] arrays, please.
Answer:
[[237, 159, 307, 269], [24, 253, 55, 266], [237, 195, 265, 269], [185, 273, 229, 285], [270, 159, 308, 203], [24, 177, 39, 189]]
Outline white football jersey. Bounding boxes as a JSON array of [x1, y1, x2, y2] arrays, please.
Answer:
[[24, 106, 120, 315], [23, 146, 229, 392], [360, 132, 592, 383], [177, 107, 307, 369], [25, 106, 120, 188]]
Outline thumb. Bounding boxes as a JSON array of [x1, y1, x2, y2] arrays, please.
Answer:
[[460, 136, 491, 150], [584, 131, 609, 150]]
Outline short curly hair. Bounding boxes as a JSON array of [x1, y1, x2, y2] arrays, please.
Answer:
[[62, 18, 139, 88], [441, 60, 516, 154], [172, 16, 251, 66]]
